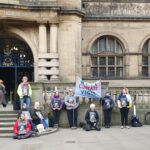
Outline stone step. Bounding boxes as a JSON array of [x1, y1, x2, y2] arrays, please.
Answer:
[[0, 111, 18, 114], [0, 133, 13, 138], [0, 118, 17, 123], [0, 127, 13, 133], [0, 114, 18, 118], [0, 122, 14, 127]]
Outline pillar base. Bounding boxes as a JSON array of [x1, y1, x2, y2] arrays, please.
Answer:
[[39, 75, 48, 80], [50, 75, 59, 81]]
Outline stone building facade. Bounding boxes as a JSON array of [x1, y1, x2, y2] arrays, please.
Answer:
[[0, 0, 150, 124]]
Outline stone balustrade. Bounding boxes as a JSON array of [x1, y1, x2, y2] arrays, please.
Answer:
[[0, 0, 57, 6], [30, 82, 150, 126]]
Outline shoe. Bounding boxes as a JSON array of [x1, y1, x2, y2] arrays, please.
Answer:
[[107, 125, 110, 128], [125, 126, 130, 129], [121, 126, 124, 129], [71, 126, 77, 129]]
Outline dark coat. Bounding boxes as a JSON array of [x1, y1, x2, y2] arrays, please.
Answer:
[[0, 84, 7, 106], [30, 108, 44, 125], [101, 96, 114, 110], [85, 109, 99, 124]]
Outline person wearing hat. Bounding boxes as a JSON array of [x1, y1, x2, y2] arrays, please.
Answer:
[[17, 76, 32, 110], [84, 103, 100, 131], [50, 91, 63, 128], [0, 79, 7, 107], [102, 92, 114, 128], [65, 89, 79, 129]]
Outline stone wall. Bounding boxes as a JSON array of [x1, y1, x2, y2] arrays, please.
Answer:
[[82, 1, 150, 19], [82, 21, 150, 79]]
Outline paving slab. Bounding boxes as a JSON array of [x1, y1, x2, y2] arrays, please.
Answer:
[[0, 126, 150, 150]]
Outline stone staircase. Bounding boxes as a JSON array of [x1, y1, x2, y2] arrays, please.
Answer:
[[0, 110, 18, 138]]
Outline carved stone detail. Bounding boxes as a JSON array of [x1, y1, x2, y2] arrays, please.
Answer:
[[83, 2, 150, 18]]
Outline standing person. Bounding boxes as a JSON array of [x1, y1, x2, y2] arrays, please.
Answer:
[[0, 80, 7, 107], [13, 113, 34, 139], [117, 88, 132, 129], [84, 103, 101, 131], [50, 91, 63, 128], [65, 89, 79, 129], [102, 92, 114, 128], [124, 87, 132, 107], [17, 76, 32, 110]]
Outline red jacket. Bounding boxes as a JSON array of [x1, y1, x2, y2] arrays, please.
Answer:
[[13, 119, 31, 135]]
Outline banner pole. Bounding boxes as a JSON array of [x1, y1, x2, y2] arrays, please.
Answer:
[[100, 100, 103, 129]]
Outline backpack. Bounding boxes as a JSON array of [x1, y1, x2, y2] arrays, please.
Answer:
[[131, 116, 142, 127]]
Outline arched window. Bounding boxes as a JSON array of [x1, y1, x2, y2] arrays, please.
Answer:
[[0, 37, 34, 67], [142, 40, 149, 77], [90, 36, 124, 79]]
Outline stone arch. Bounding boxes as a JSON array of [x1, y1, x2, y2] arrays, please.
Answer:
[[8, 27, 38, 62], [87, 32, 129, 53], [8, 27, 38, 81], [138, 34, 150, 53]]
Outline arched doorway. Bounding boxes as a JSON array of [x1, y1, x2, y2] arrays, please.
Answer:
[[0, 37, 34, 110]]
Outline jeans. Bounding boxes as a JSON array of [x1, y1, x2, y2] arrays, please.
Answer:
[[120, 107, 129, 126], [28, 120, 35, 130], [41, 119, 48, 129], [103, 109, 112, 126], [84, 122, 100, 131], [53, 110, 60, 125], [20, 96, 30, 110], [13, 131, 33, 139], [66, 108, 78, 127], [32, 118, 48, 129]]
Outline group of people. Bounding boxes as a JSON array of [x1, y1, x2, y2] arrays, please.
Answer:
[[0, 76, 133, 140], [42, 87, 132, 131]]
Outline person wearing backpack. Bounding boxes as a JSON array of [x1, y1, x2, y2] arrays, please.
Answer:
[[102, 91, 114, 128], [117, 88, 132, 129], [17, 76, 32, 110]]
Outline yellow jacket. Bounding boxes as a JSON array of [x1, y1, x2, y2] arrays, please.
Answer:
[[17, 83, 32, 99]]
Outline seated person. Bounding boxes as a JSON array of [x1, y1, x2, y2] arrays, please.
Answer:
[[18, 103, 35, 131], [13, 113, 33, 139], [30, 102, 48, 129], [84, 104, 101, 131]]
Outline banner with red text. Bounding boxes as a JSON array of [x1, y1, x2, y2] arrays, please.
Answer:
[[75, 77, 102, 99]]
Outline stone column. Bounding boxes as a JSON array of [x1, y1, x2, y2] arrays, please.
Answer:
[[50, 23, 59, 80], [39, 24, 47, 53], [50, 23, 58, 53], [39, 24, 48, 80]]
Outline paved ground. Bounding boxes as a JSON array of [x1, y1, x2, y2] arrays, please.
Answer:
[[0, 126, 150, 150]]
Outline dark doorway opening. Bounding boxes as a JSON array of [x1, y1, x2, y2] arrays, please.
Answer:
[[0, 37, 34, 110]]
